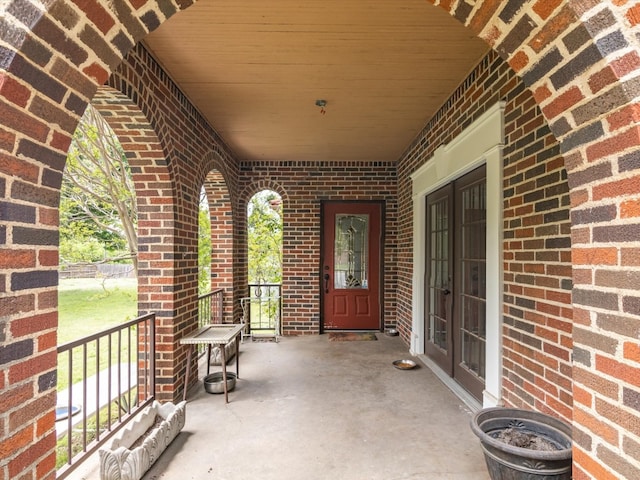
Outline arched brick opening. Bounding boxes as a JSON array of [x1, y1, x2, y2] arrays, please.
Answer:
[[238, 179, 290, 331], [91, 86, 182, 402], [1, 1, 639, 478]]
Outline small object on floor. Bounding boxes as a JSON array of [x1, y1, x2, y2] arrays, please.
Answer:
[[392, 359, 417, 370], [55, 405, 81, 421], [385, 328, 399, 336], [328, 332, 378, 341], [203, 372, 237, 394]]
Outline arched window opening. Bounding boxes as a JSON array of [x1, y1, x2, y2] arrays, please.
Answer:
[[57, 104, 141, 470], [198, 187, 212, 296], [200, 170, 234, 327], [245, 190, 283, 338]]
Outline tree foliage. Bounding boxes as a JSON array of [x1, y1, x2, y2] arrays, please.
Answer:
[[61, 105, 138, 275], [198, 189, 212, 295], [247, 190, 283, 284]]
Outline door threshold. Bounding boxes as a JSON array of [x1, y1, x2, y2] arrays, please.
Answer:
[[417, 354, 482, 413]]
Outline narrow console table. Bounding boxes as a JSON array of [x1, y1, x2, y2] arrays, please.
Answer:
[[180, 323, 244, 403]]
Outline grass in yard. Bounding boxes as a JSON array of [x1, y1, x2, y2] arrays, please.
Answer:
[[57, 278, 137, 391], [58, 278, 137, 344]]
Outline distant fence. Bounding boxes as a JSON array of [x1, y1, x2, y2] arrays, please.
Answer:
[[60, 263, 135, 279]]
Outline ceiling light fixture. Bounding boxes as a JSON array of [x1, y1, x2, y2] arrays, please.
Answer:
[[315, 99, 327, 115]]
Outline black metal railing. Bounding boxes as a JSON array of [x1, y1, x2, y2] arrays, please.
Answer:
[[198, 288, 224, 329], [56, 314, 156, 479], [244, 283, 281, 336], [197, 288, 224, 356]]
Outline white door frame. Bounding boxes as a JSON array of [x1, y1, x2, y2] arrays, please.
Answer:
[[410, 102, 505, 408]]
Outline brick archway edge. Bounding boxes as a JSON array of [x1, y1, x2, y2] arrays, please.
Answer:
[[1, 1, 640, 478]]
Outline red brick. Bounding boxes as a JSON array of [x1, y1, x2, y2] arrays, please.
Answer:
[[542, 86, 584, 119], [593, 175, 640, 201], [9, 395, 53, 432], [0, 75, 31, 108], [0, 384, 33, 415], [10, 312, 56, 337], [49, 131, 72, 152], [574, 446, 619, 480], [572, 247, 618, 266], [0, 153, 41, 183], [37, 332, 57, 352], [611, 50, 640, 79], [0, 249, 36, 269], [39, 207, 59, 227], [0, 426, 33, 459], [37, 249, 58, 267], [71, 0, 116, 34], [607, 103, 640, 131], [82, 63, 109, 85], [0, 103, 49, 144], [589, 66, 618, 94], [587, 126, 640, 163], [35, 449, 56, 479], [574, 384, 593, 407], [529, 3, 576, 53], [468, 0, 501, 35], [624, 342, 640, 363], [626, 3, 640, 27], [621, 198, 640, 218], [8, 352, 56, 384], [596, 354, 640, 389], [532, 0, 563, 20], [8, 433, 55, 478], [509, 50, 529, 73]]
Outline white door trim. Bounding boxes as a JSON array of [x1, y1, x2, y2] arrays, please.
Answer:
[[410, 101, 505, 408]]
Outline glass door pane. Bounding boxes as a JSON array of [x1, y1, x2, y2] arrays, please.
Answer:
[[456, 171, 487, 387], [334, 214, 369, 289]]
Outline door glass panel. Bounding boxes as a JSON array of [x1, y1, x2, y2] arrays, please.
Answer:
[[334, 214, 369, 289], [459, 180, 486, 379], [427, 198, 449, 350]]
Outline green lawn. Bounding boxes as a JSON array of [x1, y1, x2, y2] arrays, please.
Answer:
[[57, 278, 137, 390], [58, 278, 138, 344]]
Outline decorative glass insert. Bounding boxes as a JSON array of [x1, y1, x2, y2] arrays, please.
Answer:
[[334, 214, 369, 289]]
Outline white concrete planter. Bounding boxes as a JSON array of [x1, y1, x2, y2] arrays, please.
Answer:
[[99, 400, 186, 480]]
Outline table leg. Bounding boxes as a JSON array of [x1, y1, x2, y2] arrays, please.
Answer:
[[220, 340, 228, 403], [235, 335, 240, 378], [183, 345, 193, 402], [206, 344, 212, 376]]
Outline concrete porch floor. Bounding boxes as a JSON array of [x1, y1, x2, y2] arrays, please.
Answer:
[[142, 333, 490, 480]]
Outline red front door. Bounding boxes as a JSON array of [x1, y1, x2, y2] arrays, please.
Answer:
[[321, 201, 383, 331]]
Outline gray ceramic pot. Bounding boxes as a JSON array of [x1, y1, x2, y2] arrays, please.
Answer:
[[470, 407, 572, 480]]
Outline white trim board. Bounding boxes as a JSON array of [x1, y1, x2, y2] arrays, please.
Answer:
[[410, 101, 505, 408]]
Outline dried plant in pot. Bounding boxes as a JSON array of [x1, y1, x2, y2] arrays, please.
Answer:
[[470, 407, 572, 480]]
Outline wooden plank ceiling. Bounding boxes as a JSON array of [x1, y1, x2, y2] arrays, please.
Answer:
[[143, 0, 489, 162]]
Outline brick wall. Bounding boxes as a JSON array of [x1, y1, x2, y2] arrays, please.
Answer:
[[396, 50, 573, 419], [204, 169, 234, 320], [237, 162, 398, 334], [104, 45, 242, 404], [2, 0, 640, 479]]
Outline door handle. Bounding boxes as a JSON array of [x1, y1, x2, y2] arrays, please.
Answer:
[[324, 273, 330, 293], [443, 289, 451, 295]]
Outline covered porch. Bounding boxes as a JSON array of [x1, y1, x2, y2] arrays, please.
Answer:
[[3, 1, 640, 479], [74, 334, 490, 480]]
